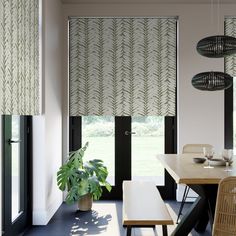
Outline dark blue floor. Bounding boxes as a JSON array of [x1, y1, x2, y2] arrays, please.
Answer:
[[24, 201, 124, 236], [24, 201, 211, 236], [24, 203, 80, 236]]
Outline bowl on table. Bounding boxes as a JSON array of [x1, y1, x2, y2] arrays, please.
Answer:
[[209, 158, 226, 166], [193, 157, 206, 164]]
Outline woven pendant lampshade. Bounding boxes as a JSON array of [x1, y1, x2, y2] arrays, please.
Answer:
[[197, 35, 236, 58], [192, 71, 233, 91]]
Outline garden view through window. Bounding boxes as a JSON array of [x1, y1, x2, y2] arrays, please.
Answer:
[[82, 117, 115, 185], [11, 116, 21, 221], [131, 117, 165, 185], [81, 116, 165, 186]]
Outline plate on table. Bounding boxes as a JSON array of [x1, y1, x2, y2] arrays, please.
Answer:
[[209, 158, 226, 166], [193, 157, 206, 164]]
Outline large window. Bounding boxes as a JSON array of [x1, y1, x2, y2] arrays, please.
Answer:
[[2, 116, 32, 236], [80, 116, 165, 187], [70, 116, 176, 199]]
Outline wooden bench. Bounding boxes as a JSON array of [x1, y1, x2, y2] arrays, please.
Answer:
[[123, 181, 174, 236]]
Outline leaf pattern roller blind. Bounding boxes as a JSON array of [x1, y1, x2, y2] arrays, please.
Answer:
[[69, 17, 176, 116], [225, 18, 236, 77], [0, 0, 40, 115]]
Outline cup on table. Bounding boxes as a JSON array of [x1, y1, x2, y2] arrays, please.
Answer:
[[203, 147, 214, 169], [222, 149, 233, 171]]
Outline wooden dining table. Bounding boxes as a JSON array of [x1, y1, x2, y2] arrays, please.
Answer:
[[157, 154, 236, 236]]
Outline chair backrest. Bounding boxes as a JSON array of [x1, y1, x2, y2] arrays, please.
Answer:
[[213, 176, 236, 236], [182, 144, 213, 154]]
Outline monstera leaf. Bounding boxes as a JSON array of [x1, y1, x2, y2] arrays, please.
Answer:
[[65, 185, 79, 204], [57, 163, 77, 191], [57, 142, 112, 205], [88, 176, 102, 200], [85, 159, 108, 182], [67, 142, 89, 167]]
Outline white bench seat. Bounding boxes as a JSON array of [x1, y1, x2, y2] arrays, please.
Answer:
[[123, 181, 174, 236]]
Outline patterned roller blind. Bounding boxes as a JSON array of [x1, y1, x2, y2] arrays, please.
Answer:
[[225, 18, 236, 77], [0, 0, 40, 115], [69, 17, 177, 116]]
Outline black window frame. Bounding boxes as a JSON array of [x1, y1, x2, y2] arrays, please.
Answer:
[[2, 115, 32, 236], [224, 84, 233, 149]]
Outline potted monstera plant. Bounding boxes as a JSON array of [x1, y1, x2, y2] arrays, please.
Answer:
[[57, 142, 112, 211]]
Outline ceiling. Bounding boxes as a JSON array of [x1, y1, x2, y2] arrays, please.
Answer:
[[61, 0, 236, 4]]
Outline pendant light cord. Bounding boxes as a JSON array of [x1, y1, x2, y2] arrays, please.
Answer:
[[211, 0, 220, 34], [211, 0, 214, 35], [217, 0, 220, 34]]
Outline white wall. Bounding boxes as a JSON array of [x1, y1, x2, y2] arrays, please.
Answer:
[[62, 3, 236, 155], [33, 0, 63, 225]]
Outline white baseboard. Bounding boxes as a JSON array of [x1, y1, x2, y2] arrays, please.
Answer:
[[33, 197, 62, 225]]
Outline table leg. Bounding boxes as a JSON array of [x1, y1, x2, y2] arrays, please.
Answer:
[[171, 195, 206, 236], [171, 184, 218, 236], [191, 184, 209, 233], [205, 185, 218, 230], [194, 207, 209, 232], [192, 184, 218, 233]]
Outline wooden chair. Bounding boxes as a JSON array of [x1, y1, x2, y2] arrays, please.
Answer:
[[182, 143, 213, 154], [176, 144, 213, 224], [213, 176, 236, 236]]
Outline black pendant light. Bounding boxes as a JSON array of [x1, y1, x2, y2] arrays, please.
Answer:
[[192, 1, 234, 91], [197, 35, 236, 58], [192, 71, 233, 91]]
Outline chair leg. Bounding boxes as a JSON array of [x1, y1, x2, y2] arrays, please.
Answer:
[[176, 185, 189, 224], [127, 226, 132, 236], [162, 225, 168, 236]]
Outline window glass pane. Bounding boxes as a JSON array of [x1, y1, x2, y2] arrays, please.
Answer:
[[11, 115, 21, 221], [82, 116, 115, 185], [131, 116, 165, 185]]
